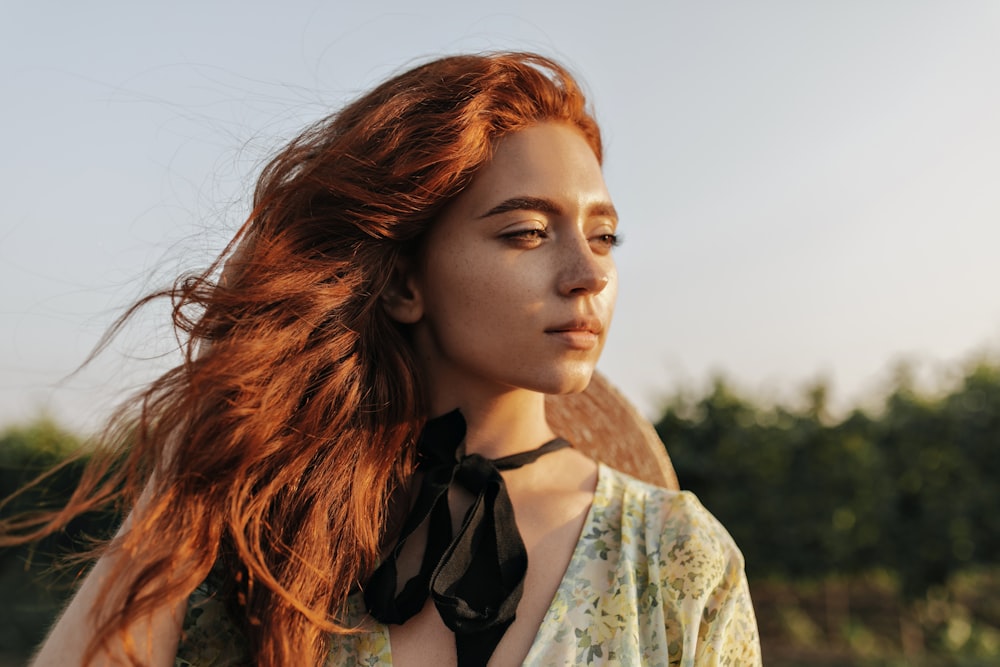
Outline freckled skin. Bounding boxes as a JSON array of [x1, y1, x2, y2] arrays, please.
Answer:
[[400, 122, 619, 412]]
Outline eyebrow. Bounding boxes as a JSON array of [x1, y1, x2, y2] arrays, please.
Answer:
[[477, 196, 618, 222]]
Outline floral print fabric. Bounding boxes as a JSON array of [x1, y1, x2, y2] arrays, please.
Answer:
[[520, 464, 761, 666], [177, 463, 761, 666]]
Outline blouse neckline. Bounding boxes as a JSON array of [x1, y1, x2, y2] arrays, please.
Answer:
[[371, 462, 610, 663]]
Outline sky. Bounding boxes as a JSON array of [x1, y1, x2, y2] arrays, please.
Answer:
[[2, 1, 999, 431]]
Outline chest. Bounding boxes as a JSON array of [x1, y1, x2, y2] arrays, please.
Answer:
[[385, 473, 596, 667]]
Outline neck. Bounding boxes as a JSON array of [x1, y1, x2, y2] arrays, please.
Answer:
[[428, 387, 555, 460]]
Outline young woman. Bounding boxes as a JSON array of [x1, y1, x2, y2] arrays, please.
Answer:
[[14, 52, 760, 666]]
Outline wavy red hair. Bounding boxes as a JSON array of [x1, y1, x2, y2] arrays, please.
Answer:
[[1, 52, 603, 666]]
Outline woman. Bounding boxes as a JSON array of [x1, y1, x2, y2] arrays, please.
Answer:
[[14, 52, 760, 666]]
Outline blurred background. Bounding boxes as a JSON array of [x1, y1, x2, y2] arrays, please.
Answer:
[[2, 1, 998, 664]]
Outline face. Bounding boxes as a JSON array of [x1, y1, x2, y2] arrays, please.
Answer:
[[388, 122, 618, 405]]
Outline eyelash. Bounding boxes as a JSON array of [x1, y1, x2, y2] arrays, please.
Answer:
[[501, 230, 622, 249], [595, 233, 622, 249], [500, 229, 548, 248]]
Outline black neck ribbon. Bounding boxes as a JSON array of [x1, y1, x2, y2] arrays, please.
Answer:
[[364, 409, 570, 667]]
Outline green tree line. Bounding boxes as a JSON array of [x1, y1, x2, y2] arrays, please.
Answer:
[[656, 361, 1000, 599], [0, 419, 105, 654]]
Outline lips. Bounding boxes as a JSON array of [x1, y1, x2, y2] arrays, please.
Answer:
[[545, 317, 603, 335], [545, 318, 604, 350]]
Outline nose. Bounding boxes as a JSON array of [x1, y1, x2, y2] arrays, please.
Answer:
[[557, 236, 613, 297]]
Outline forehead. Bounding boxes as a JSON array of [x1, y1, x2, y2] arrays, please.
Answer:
[[452, 122, 611, 215]]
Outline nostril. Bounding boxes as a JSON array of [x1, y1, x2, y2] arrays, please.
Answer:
[[567, 274, 609, 295]]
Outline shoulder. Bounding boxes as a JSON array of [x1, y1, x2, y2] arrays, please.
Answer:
[[601, 465, 761, 663], [601, 466, 737, 542], [599, 464, 745, 593]]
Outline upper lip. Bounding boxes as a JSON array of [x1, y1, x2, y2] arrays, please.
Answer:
[[546, 317, 603, 335]]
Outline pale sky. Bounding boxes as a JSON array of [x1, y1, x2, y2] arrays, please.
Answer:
[[3, 1, 999, 431]]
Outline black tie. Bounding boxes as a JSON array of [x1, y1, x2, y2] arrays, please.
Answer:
[[364, 409, 570, 666]]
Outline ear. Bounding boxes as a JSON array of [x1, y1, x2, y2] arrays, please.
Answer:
[[381, 257, 424, 324]]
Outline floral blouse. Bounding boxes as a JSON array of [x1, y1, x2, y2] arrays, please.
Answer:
[[177, 463, 761, 666]]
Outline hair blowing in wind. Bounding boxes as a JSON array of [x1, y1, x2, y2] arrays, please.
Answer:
[[0, 52, 602, 666]]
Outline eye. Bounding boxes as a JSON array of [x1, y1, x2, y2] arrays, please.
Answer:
[[501, 227, 548, 247], [590, 232, 622, 253]]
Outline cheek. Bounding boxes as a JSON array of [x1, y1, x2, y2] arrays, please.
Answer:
[[422, 255, 541, 349], [421, 255, 487, 330], [438, 261, 526, 329], [433, 246, 533, 304]]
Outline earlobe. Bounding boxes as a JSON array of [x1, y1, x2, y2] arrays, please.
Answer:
[[381, 260, 424, 324]]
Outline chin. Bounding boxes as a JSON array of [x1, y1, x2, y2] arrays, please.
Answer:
[[533, 365, 596, 396]]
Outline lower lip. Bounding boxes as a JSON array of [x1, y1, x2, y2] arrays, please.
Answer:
[[547, 330, 600, 350]]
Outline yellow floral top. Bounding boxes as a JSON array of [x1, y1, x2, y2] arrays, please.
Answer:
[[177, 464, 761, 666]]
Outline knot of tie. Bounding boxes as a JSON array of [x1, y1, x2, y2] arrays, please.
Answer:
[[364, 409, 570, 667], [453, 453, 498, 492]]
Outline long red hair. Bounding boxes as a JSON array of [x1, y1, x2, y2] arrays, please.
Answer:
[[2, 52, 602, 665]]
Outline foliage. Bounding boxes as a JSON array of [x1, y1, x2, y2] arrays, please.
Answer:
[[755, 568, 1000, 666], [0, 417, 82, 468], [0, 420, 115, 655], [656, 361, 1000, 599]]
